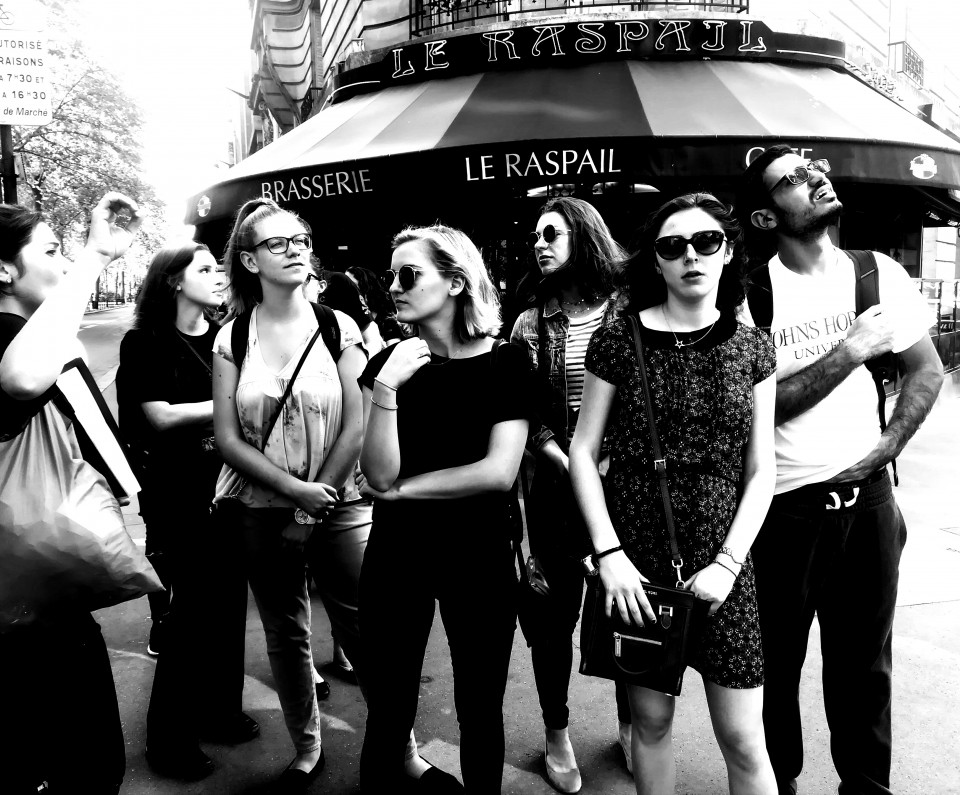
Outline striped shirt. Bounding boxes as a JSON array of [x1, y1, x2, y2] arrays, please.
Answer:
[[565, 303, 606, 444]]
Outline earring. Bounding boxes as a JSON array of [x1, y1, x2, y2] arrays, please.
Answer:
[[655, 266, 662, 274], [176, 285, 182, 291]]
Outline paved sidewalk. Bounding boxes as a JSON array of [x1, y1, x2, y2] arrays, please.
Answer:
[[106, 391, 960, 794]]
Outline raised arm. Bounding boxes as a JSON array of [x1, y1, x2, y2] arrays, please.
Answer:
[[774, 304, 896, 425], [0, 193, 143, 399]]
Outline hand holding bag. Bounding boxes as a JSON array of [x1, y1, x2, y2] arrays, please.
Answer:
[[578, 315, 709, 696]]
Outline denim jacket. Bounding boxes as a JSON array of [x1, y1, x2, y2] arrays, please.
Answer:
[[510, 295, 619, 454]]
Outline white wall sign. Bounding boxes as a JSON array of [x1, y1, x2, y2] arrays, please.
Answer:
[[0, 0, 51, 126]]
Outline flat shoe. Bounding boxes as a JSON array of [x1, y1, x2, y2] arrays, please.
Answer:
[[275, 749, 325, 794], [544, 742, 581, 794], [316, 679, 331, 701], [405, 763, 464, 793]]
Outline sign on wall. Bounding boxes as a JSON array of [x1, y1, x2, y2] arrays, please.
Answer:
[[0, 0, 51, 126]]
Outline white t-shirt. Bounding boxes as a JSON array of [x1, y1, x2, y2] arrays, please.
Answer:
[[212, 306, 363, 508], [762, 248, 932, 493]]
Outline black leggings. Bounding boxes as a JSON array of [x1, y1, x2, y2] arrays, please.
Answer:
[[359, 525, 517, 794]]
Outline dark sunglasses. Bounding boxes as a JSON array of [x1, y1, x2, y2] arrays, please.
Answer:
[[249, 233, 312, 254], [380, 265, 422, 291], [528, 224, 570, 250], [770, 159, 831, 194], [653, 230, 726, 261]]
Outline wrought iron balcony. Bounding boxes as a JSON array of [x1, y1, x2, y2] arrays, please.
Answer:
[[412, 0, 749, 38]]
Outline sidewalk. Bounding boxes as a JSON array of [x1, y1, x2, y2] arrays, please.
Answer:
[[105, 392, 960, 795]]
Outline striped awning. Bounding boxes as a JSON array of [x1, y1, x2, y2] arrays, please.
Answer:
[[186, 59, 960, 225]]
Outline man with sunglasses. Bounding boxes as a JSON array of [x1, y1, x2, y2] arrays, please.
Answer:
[[738, 145, 943, 795]]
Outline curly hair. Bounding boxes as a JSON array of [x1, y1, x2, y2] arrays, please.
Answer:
[[392, 225, 501, 341], [535, 197, 623, 303], [134, 241, 214, 334], [620, 192, 746, 315], [221, 198, 311, 317]]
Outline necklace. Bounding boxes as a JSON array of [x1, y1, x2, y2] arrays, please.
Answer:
[[661, 306, 717, 349], [428, 345, 464, 365]]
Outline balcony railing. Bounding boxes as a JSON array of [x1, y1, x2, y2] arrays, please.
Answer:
[[412, 0, 749, 38]]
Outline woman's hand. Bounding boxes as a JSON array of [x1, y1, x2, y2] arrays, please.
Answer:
[[599, 551, 656, 625], [289, 480, 339, 518], [684, 563, 737, 616], [86, 192, 145, 263], [356, 472, 399, 501], [375, 337, 431, 389]]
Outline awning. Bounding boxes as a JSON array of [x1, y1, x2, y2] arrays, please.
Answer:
[[186, 59, 960, 225]]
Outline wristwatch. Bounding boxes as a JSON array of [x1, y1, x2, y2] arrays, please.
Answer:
[[581, 545, 624, 576]]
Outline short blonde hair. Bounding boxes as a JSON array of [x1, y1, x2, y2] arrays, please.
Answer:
[[392, 225, 501, 341]]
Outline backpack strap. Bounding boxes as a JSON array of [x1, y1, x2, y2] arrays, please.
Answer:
[[229, 303, 341, 367], [744, 264, 773, 333]]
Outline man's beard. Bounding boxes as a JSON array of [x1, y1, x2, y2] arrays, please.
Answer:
[[779, 200, 843, 241]]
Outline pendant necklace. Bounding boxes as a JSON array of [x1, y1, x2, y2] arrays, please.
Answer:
[[428, 345, 464, 365], [661, 306, 717, 349]]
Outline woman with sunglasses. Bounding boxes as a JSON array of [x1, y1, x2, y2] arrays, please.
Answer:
[[212, 198, 376, 792], [510, 197, 631, 792], [117, 241, 257, 781], [357, 225, 533, 793], [569, 193, 778, 794]]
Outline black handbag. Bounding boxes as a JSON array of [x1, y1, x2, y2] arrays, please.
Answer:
[[578, 314, 709, 696]]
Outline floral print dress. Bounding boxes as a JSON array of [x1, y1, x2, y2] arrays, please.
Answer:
[[585, 311, 776, 688]]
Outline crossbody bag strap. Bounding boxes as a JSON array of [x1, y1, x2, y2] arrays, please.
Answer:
[[175, 329, 214, 377], [627, 314, 685, 588], [259, 324, 324, 453]]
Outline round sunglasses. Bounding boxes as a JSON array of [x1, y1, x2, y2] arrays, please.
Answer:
[[528, 224, 571, 250], [653, 230, 726, 261], [380, 265, 422, 291], [769, 159, 831, 194]]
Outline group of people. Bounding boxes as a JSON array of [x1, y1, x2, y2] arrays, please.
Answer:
[[0, 144, 943, 795]]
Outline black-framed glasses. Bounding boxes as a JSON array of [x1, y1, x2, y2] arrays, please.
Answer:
[[528, 224, 570, 250], [653, 230, 726, 261], [249, 233, 312, 254], [769, 159, 831, 194], [380, 265, 423, 291]]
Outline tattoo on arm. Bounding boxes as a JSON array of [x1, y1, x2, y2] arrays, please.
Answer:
[[882, 366, 942, 459], [775, 343, 859, 426]]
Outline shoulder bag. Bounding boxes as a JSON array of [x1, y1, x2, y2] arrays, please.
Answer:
[[578, 315, 709, 696]]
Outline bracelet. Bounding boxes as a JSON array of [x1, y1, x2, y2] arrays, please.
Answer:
[[718, 546, 744, 566], [370, 397, 398, 411], [713, 558, 739, 578], [594, 545, 623, 562], [374, 377, 398, 391]]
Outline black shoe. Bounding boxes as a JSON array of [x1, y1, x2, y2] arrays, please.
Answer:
[[200, 711, 261, 744], [315, 678, 331, 701], [275, 749, 325, 794], [145, 745, 214, 781], [405, 763, 464, 794]]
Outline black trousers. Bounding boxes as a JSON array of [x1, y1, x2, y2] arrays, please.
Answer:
[[1, 612, 125, 794], [145, 501, 249, 751], [358, 522, 518, 794], [752, 471, 905, 795]]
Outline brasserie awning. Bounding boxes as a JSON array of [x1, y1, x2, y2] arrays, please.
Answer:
[[186, 58, 960, 225]]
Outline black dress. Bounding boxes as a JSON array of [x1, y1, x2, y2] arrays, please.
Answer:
[[585, 311, 776, 688]]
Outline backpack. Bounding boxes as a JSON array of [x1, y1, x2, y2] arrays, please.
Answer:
[[229, 302, 341, 366], [745, 249, 899, 481]]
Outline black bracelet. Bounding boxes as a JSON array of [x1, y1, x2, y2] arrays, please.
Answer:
[[594, 545, 623, 561]]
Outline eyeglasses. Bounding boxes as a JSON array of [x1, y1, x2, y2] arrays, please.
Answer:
[[653, 230, 726, 261], [769, 159, 831, 194], [249, 233, 312, 254], [528, 224, 570, 250], [380, 265, 423, 291]]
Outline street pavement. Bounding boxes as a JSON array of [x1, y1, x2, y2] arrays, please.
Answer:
[[85, 307, 959, 794]]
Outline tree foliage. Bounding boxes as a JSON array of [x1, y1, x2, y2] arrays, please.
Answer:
[[12, 0, 165, 274]]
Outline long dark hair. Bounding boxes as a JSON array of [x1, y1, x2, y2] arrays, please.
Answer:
[[535, 197, 623, 303], [621, 192, 746, 315], [221, 198, 311, 317], [0, 204, 43, 297], [134, 241, 213, 334]]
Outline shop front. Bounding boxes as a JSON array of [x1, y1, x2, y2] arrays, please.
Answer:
[[188, 15, 960, 324]]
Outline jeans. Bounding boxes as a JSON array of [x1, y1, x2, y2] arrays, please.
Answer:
[[530, 551, 631, 730], [146, 502, 249, 751], [752, 470, 905, 795], [0, 612, 125, 794], [237, 499, 373, 754], [359, 519, 518, 794]]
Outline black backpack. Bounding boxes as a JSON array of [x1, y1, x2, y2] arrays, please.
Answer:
[[229, 302, 341, 366], [745, 250, 899, 481]]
